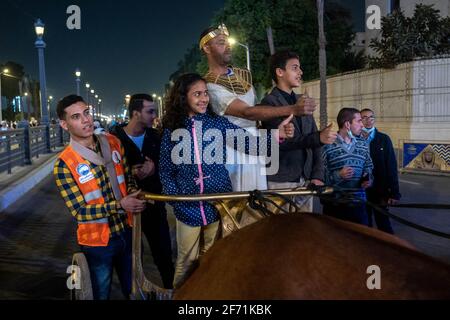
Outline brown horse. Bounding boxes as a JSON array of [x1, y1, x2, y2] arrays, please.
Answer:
[[174, 213, 450, 299]]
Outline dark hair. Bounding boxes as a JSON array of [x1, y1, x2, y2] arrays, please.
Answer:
[[269, 50, 300, 83], [360, 108, 374, 114], [162, 73, 217, 131], [129, 94, 154, 119], [57, 95, 85, 120], [337, 107, 360, 128]]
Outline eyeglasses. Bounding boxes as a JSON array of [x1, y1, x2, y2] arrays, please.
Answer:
[[362, 116, 375, 120]]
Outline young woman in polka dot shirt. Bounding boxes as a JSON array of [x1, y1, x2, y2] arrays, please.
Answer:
[[159, 73, 294, 288]]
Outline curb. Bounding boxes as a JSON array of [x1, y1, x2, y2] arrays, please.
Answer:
[[0, 153, 60, 211]]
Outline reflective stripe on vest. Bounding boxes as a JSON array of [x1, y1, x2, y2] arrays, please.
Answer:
[[78, 218, 109, 224], [84, 189, 103, 203]]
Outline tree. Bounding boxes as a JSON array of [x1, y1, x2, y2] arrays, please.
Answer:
[[368, 4, 450, 68], [169, 0, 356, 93]]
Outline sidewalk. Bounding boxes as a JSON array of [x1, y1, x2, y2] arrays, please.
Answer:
[[0, 147, 64, 211]]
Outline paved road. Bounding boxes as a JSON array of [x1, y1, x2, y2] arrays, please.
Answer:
[[391, 173, 450, 263], [0, 172, 449, 299], [0, 174, 166, 300]]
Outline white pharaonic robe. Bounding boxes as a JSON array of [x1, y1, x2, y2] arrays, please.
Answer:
[[207, 82, 267, 192]]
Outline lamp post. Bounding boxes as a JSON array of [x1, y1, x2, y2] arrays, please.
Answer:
[[48, 95, 53, 120], [34, 18, 49, 125], [98, 98, 102, 118], [85, 83, 90, 106], [75, 68, 81, 96], [0, 68, 11, 123], [125, 94, 131, 119], [94, 94, 98, 117], [23, 92, 29, 120], [157, 96, 163, 117], [228, 38, 250, 71], [90, 89, 95, 115]]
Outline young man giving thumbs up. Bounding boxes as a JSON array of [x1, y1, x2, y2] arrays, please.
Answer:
[[261, 50, 337, 212]]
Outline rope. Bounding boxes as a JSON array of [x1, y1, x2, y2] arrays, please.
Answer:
[[367, 200, 450, 239], [311, 186, 450, 239], [390, 203, 450, 210], [248, 190, 302, 216]]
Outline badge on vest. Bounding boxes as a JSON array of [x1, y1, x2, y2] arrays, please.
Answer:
[[112, 150, 122, 164], [76, 164, 95, 184]]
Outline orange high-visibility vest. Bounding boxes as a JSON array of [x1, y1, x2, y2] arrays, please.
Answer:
[[59, 134, 132, 247]]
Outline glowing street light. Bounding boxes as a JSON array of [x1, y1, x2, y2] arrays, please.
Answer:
[[75, 68, 81, 95], [228, 37, 250, 71]]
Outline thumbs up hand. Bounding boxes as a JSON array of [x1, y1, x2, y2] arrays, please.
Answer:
[[278, 114, 295, 139], [293, 90, 316, 116], [319, 123, 337, 145]]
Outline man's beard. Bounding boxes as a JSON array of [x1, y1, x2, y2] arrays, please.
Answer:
[[214, 51, 232, 66]]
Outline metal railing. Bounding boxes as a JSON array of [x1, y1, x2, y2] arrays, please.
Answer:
[[0, 123, 69, 174]]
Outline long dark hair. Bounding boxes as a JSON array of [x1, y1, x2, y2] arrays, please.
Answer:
[[162, 73, 217, 132]]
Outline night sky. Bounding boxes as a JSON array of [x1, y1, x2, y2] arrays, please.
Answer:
[[0, 0, 363, 116], [0, 0, 226, 115]]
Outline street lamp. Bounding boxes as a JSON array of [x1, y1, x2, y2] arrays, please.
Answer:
[[90, 89, 95, 115], [75, 68, 81, 96], [228, 37, 250, 71], [98, 98, 102, 117], [34, 18, 49, 125], [48, 95, 53, 120], [124, 94, 131, 118], [85, 83, 90, 106], [157, 96, 163, 117], [0, 68, 11, 122]]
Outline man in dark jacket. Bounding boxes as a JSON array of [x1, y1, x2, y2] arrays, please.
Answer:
[[261, 50, 337, 212], [110, 94, 175, 288], [361, 108, 401, 234]]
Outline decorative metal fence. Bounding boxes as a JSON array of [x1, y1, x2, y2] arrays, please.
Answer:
[[0, 124, 69, 174]]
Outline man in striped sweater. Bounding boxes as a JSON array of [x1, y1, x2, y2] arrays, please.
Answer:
[[322, 108, 373, 225]]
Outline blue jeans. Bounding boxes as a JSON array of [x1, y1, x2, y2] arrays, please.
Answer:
[[80, 228, 132, 300]]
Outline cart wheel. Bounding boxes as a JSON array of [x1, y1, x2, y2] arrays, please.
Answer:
[[70, 252, 93, 300]]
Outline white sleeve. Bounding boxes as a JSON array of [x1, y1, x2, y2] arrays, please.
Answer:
[[207, 84, 238, 115]]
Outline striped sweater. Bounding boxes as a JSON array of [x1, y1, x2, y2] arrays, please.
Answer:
[[322, 135, 373, 189]]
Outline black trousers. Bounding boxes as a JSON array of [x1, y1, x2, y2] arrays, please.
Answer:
[[322, 202, 369, 226], [366, 201, 394, 234], [141, 202, 175, 289]]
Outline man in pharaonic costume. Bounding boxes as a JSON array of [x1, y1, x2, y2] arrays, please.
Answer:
[[199, 24, 317, 191]]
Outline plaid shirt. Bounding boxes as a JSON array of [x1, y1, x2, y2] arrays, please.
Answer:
[[54, 136, 137, 237]]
